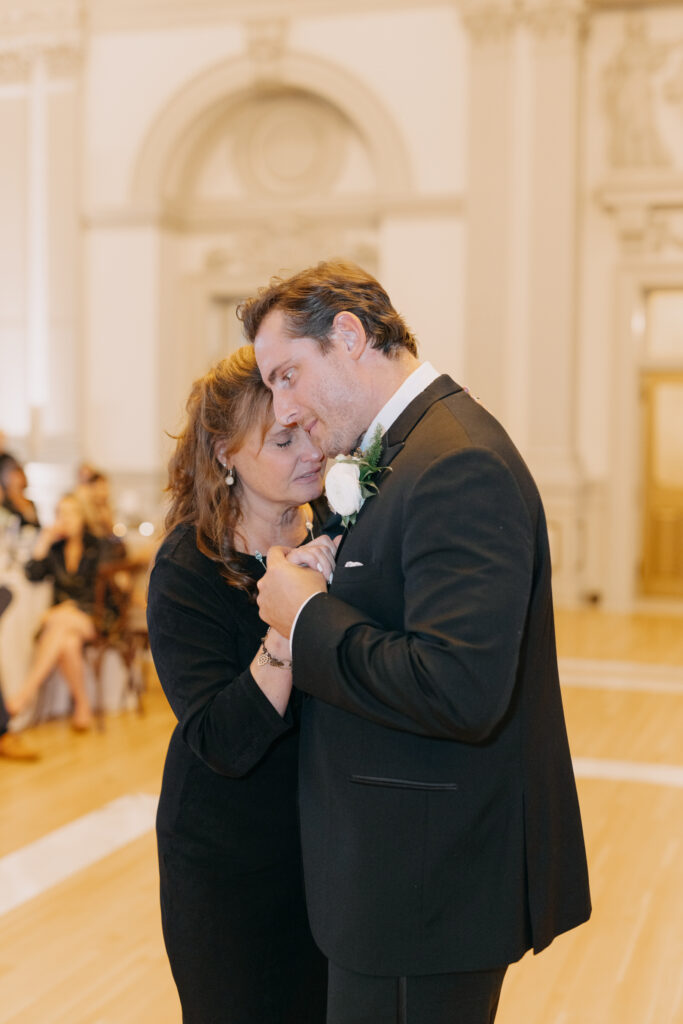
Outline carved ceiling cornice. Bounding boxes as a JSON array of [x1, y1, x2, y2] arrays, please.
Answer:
[[0, 1, 83, 38], [86, 0, 451, 33], [587, 0, 683, 9], [0, 0, 677, 40]]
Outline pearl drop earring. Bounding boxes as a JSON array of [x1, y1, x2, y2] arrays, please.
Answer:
[[225, 469, 235, 486]]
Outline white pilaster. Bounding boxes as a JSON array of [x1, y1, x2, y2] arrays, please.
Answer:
[[459, 0, 588, 605], [26, 51, 49, 428]]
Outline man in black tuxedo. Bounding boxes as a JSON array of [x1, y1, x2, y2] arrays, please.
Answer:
[[242, 261, 591, 1024]]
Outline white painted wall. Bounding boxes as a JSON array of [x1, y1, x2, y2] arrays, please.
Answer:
[[83, 24, 243, 210], [83, 227, 160, 471]]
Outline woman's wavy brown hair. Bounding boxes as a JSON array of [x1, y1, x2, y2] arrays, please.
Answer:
[[164, 346, 272, 597]]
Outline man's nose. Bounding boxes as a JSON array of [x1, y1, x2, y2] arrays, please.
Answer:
[[273, 392, 298, 427]]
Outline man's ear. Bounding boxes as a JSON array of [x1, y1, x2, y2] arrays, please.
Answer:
[[332, 311, 367, 361]]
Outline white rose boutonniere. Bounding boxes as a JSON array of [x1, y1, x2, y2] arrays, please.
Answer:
[[325, 461, 363, 519], [324, 424, 389, 528]]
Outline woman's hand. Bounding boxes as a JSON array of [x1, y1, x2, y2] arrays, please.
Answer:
[[286, 535, 340, 584]]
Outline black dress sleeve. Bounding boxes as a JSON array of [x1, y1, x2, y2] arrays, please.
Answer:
[[24, 552, 53, 582], [147, 551, 293, 777]]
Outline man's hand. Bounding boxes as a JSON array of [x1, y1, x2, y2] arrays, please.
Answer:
[[257, 546, 327, 637]]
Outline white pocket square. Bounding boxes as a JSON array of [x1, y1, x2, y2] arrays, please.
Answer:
[[344, 560, 364, 568]]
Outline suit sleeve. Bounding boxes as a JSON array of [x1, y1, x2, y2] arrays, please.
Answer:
[[147, 555, 292, 776], [293, 447, 535, 742]]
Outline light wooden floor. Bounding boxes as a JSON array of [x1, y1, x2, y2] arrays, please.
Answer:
[[1, 607, 682, 1024]]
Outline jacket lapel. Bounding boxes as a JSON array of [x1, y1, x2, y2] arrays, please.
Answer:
[[334, 375, 463, 553], [381, 375, 462, 469]]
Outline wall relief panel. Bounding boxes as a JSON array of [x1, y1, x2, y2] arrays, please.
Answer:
[[231, 92, 347, 199], [603, 14, 683, 170]]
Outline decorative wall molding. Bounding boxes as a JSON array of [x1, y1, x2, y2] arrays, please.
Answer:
[[230, 92, 347, 199], [130, 52, 414, 209], [599, 174, 683, 254], [245, 16, 289, 66], [198, 220, 380, 283], [84, 192, 464, 231]]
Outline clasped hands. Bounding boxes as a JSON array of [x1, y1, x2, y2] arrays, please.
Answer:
[[256, 534, 341, 639]]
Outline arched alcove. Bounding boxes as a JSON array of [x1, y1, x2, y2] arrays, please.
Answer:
[[125, 51, 415, 452], [130, 52, 413, 213]]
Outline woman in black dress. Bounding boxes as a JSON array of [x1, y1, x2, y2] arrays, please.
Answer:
[[147, 346, 336, 1023]]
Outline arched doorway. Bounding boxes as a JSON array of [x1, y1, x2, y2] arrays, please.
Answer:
[[129, 53, 413, 446]]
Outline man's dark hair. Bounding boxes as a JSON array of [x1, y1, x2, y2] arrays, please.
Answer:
[[237, 259, 418, 358]]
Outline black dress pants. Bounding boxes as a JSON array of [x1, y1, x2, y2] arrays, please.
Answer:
[[327, 961, 508, 1024]]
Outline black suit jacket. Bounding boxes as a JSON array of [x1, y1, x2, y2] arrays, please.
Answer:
[[293, 376, 591, 976]]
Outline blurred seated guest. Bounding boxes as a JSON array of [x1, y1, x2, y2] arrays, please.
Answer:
[[5, 494, 104, 731], [0, 585, 40, 760], [76, 461, 98, 486], [76, 470, 126, 561], [0, 453, 40, 528]]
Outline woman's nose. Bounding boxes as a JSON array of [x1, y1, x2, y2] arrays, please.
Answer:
[[300, 435, 323, 462]]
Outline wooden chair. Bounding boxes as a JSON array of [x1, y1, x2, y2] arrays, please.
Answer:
[[89, 558, 150, 724]]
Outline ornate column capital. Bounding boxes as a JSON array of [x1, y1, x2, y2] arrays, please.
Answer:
[[0, 47, 31, 83], [0, 1, 84, 81], [457, 0, 518, 46], [521, 0, 587, 41]]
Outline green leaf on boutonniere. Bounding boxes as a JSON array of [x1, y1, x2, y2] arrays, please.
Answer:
[[324, 424, 391, 528]]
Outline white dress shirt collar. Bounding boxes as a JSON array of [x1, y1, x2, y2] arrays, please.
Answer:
[[361, 361, 440, 452]]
